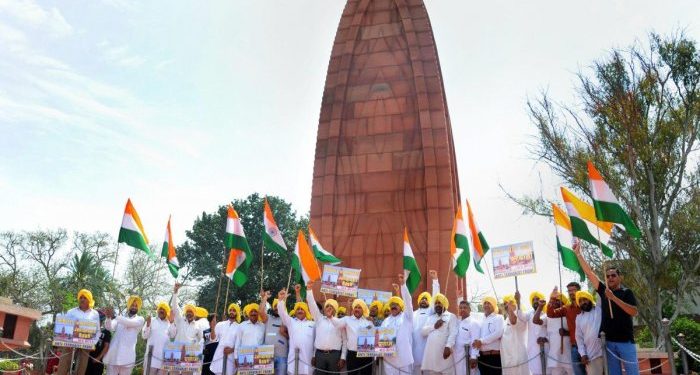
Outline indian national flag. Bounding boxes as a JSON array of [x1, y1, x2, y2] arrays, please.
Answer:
[[308, 227, 341, 265], [161, 215, 179, 278], [466, 200, 490, 274], [225, 205, 253, 287], [450, 205, 470, 277], [263, 199, 288, 255], [118, 199, 151, 255], [560, 187, 615, 257], [552, 204, 585, 281], [588, 161, 641, 238], [291, 230, 321, 285], [403, 228, 422, 294]]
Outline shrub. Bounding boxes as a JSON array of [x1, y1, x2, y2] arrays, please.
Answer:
[[0, 360, 20, 371]]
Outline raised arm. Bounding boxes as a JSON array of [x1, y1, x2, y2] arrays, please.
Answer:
[[277, 289, 293, 327], [141, 316, 151, 339], [170, 283, 182, 319], [259, 290, 270, 324], [428, 270, 439, 313], [573, 243, 601, 287], [399, 274, 413, 322], [305, 283, 323, 321], [546, 287, 566, 318]]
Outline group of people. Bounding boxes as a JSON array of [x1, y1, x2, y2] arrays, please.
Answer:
[[53, 246, 639, 375]]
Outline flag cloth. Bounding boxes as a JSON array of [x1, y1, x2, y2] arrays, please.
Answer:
[[403, 228, 422, 294], [466, 200, 490, 273], [263, 199, 288, 255], [225, 205, 254, 287], [560, 187, 615, 257], [308, 227, 341, 265], [161, 215, 179, 278], [552, 204, 585, 281], [450, 205, 470, 277], [588, 161, 641, 238], [291, 230, 321, 285], [118, 198, 151, 255]]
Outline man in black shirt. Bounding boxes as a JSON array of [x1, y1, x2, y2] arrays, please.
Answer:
[[574, 245, 640, 375], [86, 312, 111, 375]]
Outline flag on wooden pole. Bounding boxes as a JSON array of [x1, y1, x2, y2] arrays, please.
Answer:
[[225, 205, 253, 287], [308, 227, 341, 265], [403, 228, 422, 293], [118, 198, 151, 255], [552, 204, 585, 281], [451, 204, 470, 277], [560, 187, 615, 257], [161, 215, 179, 278], [263, 199, 288, 255], [291, 230, 321, 285], [587, 161, 641, 238], [466, 200, 490, 273]]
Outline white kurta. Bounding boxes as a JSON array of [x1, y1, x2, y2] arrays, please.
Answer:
[[454, 315, 480, 375], [307, 290, 347, 358], [278, 300, 315, 375], [103, 315, 145, 366], [412, 279, 440, 371], [546, 316, 573, 374], [501, 310, 529, 375], [141, 317, 171, 369], [421, 311, 458, 374], [169, 293, 203, 344], [210, 322, 239, 375], [525, 310, 549, 375], [381, 284, 414, 375], [478, 313, 505, 351], [234, 320, 266, 356], [575, 304, 602, 361], [330, 315, 373, 352]]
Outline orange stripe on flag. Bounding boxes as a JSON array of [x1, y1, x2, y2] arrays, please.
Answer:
[[466, 200, 483, 254], [587, 161, 603, 181], [125, 198, 149, 243], [264, 199, 277, 225], [552, 204, 572, 231], [297, 230, 321, 281]]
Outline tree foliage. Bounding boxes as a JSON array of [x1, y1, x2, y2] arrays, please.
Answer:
[[178, 193, 308, 317], [514, 32, 700, 348]]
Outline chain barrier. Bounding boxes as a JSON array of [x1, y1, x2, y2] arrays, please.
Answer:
[[672, 337, 700, 363], [296, 356, 381, 374], [0, 341, 43, 360]]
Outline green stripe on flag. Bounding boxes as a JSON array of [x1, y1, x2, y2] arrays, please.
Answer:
[[569, 216, 614, 257], [557, 238, 585, 282], [403, 255, 422, 293], [312, 245, 341, 264], [263, 232, 287, 256], [453, 233, 470, 277], [593, 200, 641, 238], [119, 228, 151, 255], [167, 263, 179, 278]]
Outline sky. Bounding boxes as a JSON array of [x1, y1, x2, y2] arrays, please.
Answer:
[[1, 0, 699, 305]]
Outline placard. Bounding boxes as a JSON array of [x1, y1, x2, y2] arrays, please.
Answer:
[[162, 341, 203, 372], [237, 345, 274, 374], [357, 327, 396, 357], [320, 265, 360, 297], [53, 314, 99, 350], [491, 241, 537, 279], [357, 289, 392, 306]]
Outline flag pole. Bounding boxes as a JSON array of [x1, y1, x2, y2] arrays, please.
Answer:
[[286, 265, 294, 291], [484, 258, 500, 302], [214, 244, 227, 316], [594, 225, 614, 318], [111, 242, 120, 280], [556, 245, 565, 354], [260, 242, 265, 293], [223, 278, 231, 318]]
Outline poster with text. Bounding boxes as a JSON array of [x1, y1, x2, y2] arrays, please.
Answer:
[[357, 327, 396, 357], [237, 345, 274, 374], [162, 341, 203, 372], [52, 314, 99, 350], [491, 241, 537, 279], [320, 265, 361, 297], [357, 289, 392, 306]]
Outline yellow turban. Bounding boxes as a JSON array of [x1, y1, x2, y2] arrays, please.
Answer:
[[227, 303, 242, 323], [324, 299, 339, 316], [292, 302, 312, 320], [156, 301, 171, 317], [127, 295, 142, 311], [243, 303, 259, 318], [272, 299, 280, 310], [387, 296, 405, 312], [369, 301, 384, 317], [417, 291, 432, 305], [382, 305, 391, 316], [195, 307, 208, 318], [482, 296, 499, 314], [575, 291, 596, 307], [559, 294, 571, 306], [502, 294, 516, 306], [351, 299, 369, 318], [77, 289, 95, 309], [433, 293, 449, 310], [183, 304, 197, 316], [337, 306, 347, 315], [529, 291, 547, 312]]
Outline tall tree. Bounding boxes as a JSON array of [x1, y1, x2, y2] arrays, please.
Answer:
[[513, 33, 700, 360], [178, 193, 308, 316]]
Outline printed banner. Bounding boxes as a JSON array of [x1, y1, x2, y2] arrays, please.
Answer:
[[162, 341, 203, 372], [320, 265, 361, 297], [357, 327, 396, 357], [237, 345, 274, 374], [357, 289, 392, 306], [491, 241, 537, 279], [53, 314, 99, 350]]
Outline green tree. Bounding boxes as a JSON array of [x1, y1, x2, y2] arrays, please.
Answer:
[[178, 193, 308, 316], [512, 32, 700, 366]]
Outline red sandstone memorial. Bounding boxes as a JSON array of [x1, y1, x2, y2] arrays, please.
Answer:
[[310, 0, 460, 292]]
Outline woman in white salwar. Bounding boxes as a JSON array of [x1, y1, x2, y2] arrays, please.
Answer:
[[500, 293, 529, 375]]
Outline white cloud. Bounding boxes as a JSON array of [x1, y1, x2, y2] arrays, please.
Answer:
[[99, 42, 146, 67], [0, 0, 73, 37]]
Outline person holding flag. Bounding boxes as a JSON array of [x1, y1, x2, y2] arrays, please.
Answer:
[[233, 297, 269, 366], [412, 270, 440, 375], [169, 283, 203, 344], [103, 296, 146, 375], [277, 288, 315, 375], [264, 298, 289, 375], [547, 284, 583, 375], [305, 280, 347, 375], [162, 216, 179, 278], [500, 294, 528, 375], [381, 273, 414, 375], [141, 302, 172, 375]]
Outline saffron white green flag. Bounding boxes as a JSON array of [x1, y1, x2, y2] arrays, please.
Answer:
[[161, 215, 179, 278], [403, 228, 422, 294], [552, 204, 585, 281], [561, 187, 615, 257], [225, 205, 253, 287], [308, 227, 341, 265], [466, 200, 490, 274], [118, 198, 151, 255], [263, 199, 287, 256], [451, 204, 470, 277], [588, 161, 641, 238]]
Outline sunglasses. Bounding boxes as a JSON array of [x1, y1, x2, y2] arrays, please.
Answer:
[[605, 274, 618, 278]]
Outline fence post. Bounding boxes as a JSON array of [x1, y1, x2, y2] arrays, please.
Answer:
[[662, 318, 678, 375], [601, 331, 609, 375], [465, 345, 470, 375], [376, 357, 383, 375], [144, 345, 153, 375], [69, 348, 76, 375], [678, 333, 689, 375], [222, 352, 228, 375], [538, 339, 547, 374], [294, 348, 300, 375]]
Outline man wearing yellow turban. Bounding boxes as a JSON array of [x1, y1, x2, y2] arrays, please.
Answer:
[[325, 298, 372, 375], [574, 291, 603, 374], [454, 287, 480, 375], [420, 292, 458, 374], [337, 306, 347, 318], [142, 302, 171, 375], [547, 282, 584, 375], [277, 287, 315, 375], [473, 296, 504, 375], [381, 273, 414, 375], [103, 295, 145, 375], [500, 292, 529, 375], [412, 270, 440, 375], [525, 291, 548, 375], [57, 289, 101, 375], [210, 302, 242, 375], [369, 300, 384, 327], [232, 294, 268, 368], [306, 281, 346, 374], [170, 283, 203, 345]]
